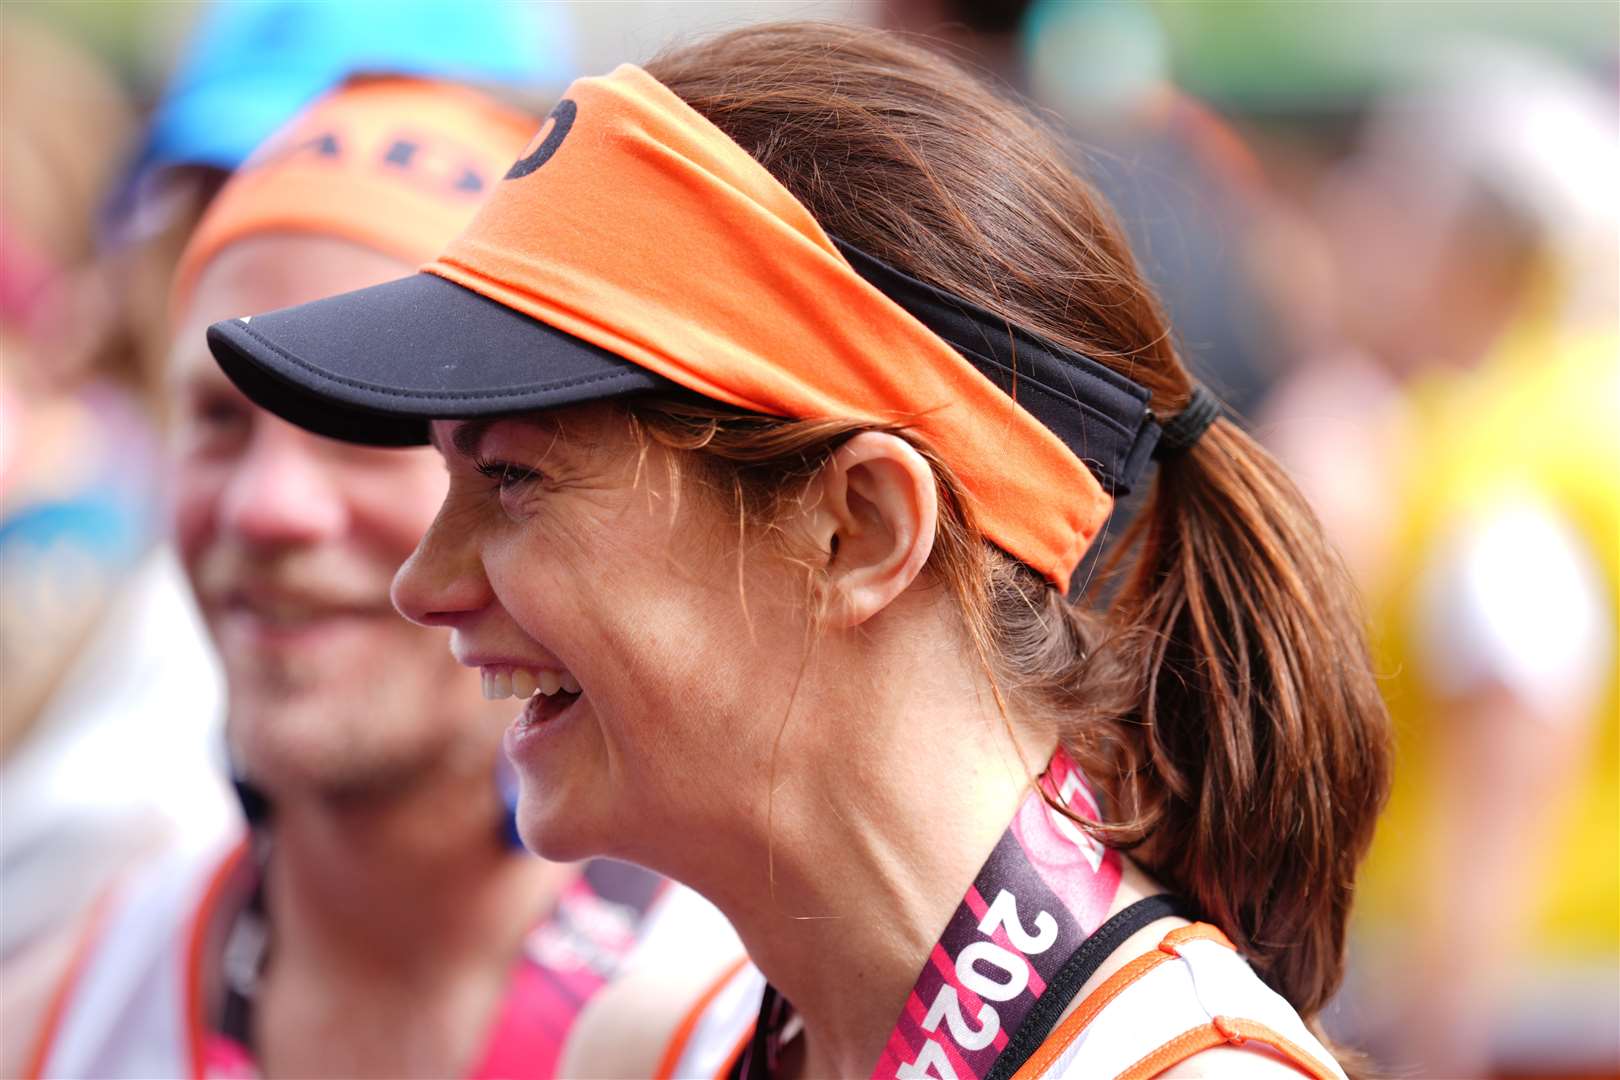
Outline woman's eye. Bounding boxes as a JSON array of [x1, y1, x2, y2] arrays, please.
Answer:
[[473, 458, 541, 493]]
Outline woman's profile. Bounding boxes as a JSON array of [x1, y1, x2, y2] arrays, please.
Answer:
[[205, 24, 1391, 1079]]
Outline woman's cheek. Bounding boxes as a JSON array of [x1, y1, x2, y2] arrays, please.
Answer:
[[484, 539, 590, 642], [516, 497, 637, 578]]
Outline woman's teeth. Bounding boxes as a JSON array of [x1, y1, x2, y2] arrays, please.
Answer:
[[511, 669, 538, 699], [481, 666, 579, 700]]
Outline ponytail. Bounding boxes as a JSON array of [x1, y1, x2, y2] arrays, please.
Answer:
[[1094, 412, 1392, 1015]]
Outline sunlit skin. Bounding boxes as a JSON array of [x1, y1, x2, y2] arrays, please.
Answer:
[[394, 406, 814, 865], [394, 408, 1001, 1076], [393, 409, 1280, 1078], [167, 234, 563, 1078]]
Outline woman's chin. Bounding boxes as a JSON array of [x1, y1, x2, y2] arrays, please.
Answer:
[[516, 799, 606, 864]]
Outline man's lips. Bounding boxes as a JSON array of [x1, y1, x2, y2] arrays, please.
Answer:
[[210, 592, 395, 625]]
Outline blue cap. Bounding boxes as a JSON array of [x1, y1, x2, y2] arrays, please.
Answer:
[[132, 0, 571, 183]]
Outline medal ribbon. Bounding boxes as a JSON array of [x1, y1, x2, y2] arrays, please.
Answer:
[[871, 749, 1122, 1080]]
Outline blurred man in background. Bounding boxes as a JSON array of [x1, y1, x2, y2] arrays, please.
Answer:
[[16, 76, 727, 1080]]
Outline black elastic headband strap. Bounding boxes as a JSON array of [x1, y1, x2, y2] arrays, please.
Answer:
[[1153, 383, 1220, 457], [832, 238, 1163, 497]]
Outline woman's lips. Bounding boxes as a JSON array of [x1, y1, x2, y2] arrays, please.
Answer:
[[505, 687, 584, 760]]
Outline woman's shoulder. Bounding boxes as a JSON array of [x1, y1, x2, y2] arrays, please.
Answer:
[[1033, 918, 1348, 1080]]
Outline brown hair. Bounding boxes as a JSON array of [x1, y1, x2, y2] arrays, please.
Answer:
[[636, 21, 1391, 1040]]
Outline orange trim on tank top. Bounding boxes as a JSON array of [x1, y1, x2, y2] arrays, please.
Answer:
[[22, 885, 119, 1080], [654, 955, 752, 1080], [184, 838, 252, 1080], [713, 1024, 755, 1080], [1009, 921, 1232, 1080], [1114, 1016, 1340, 1080]]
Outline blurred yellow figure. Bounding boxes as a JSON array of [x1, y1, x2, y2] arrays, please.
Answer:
[[1356, 301, 1618, 1075], [1254, 40, 1619, 1077]]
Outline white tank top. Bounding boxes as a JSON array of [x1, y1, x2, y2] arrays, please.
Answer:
[[25, 832, 234, 1079], [656, 923, 1347, 1080]]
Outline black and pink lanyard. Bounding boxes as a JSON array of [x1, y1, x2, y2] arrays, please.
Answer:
[[733, 751, 1190, 1080]]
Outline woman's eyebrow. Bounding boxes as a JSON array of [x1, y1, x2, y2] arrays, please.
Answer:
[[447, 419, 495, 459], [442, 416, 558, 460]]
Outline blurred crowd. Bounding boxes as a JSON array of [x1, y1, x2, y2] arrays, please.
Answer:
[[1, 1, 1614, 1078]]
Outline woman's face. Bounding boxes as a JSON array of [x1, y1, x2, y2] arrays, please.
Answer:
[[393, 404, 810, 864]]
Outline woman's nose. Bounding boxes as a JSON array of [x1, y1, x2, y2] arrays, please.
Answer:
[[390, 513, 493, 628]]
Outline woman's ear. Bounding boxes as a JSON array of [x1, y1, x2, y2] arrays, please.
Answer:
[[799, 431, 938, 628]]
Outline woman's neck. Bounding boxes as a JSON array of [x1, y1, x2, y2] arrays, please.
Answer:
[[671, 630, 1056, 1078]]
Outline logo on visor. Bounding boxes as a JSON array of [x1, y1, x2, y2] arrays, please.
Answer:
[[505, 99, 577, 180]]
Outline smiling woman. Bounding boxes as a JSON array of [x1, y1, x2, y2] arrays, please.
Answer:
[[204, 23, 1390, 1080]]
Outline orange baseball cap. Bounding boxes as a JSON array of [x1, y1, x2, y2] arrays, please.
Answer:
[[171, 75, 536, 316], [206, 65, 1164, 590]]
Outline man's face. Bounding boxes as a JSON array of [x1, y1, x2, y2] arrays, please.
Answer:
[[169, 234, 508, 799]]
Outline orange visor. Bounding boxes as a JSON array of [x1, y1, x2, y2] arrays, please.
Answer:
[[171, 76, 535, 316], [206, 65, 1162, 590]]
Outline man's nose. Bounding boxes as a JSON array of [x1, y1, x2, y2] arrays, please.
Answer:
[[217, 423, 347, 549]]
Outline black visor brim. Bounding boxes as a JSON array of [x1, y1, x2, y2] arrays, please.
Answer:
[[206, 272, 672, 447]]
